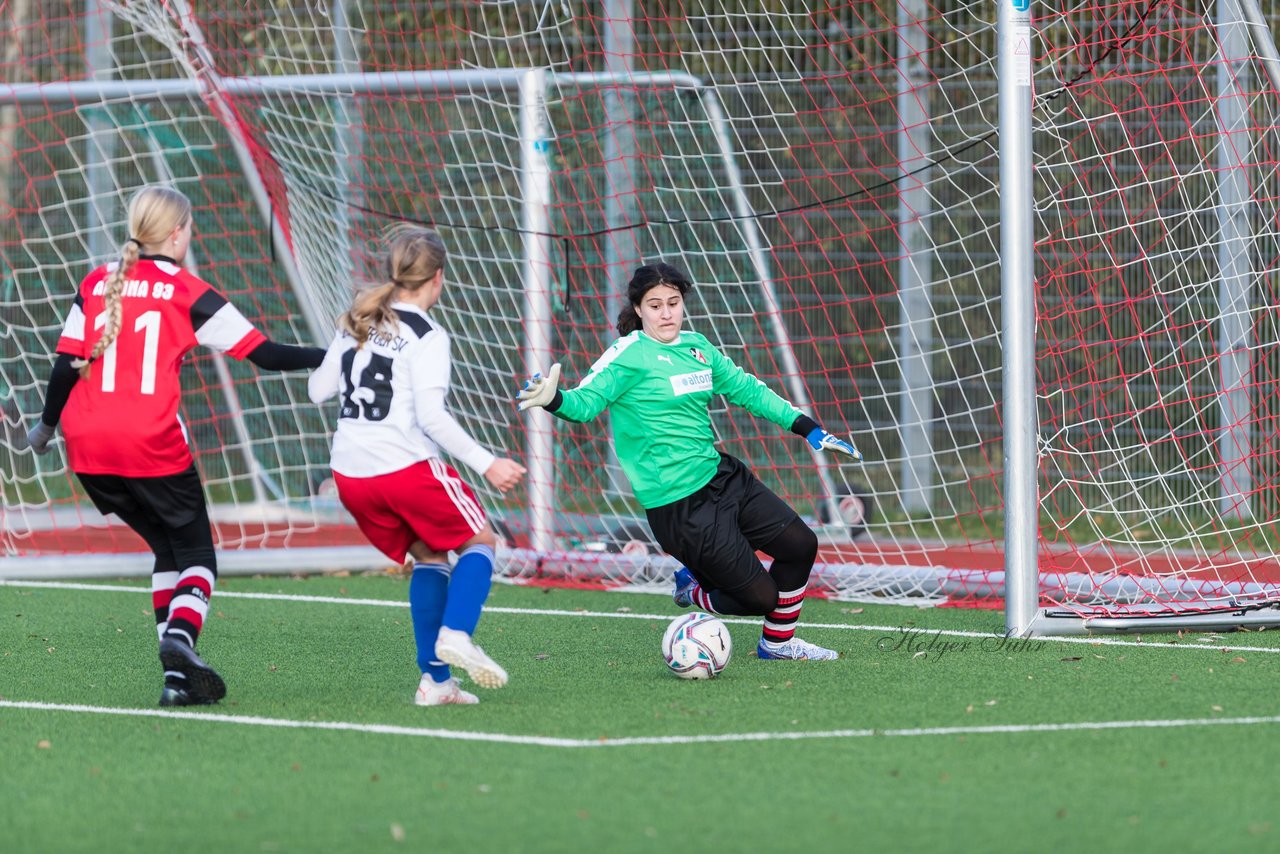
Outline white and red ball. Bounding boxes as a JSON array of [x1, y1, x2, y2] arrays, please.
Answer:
[[661, 612, 733, 679]]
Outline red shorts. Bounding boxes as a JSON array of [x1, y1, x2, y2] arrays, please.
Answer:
[[333, 458, 488, 562]]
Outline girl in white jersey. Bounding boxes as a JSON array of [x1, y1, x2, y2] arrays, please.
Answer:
[[309, 227, 525, 706], [518, 262, 861, 661]]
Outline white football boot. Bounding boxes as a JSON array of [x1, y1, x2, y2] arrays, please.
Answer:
[[435, 627, 509, 689], [756, 636, 839, 661], [415, 675, 479, 706]]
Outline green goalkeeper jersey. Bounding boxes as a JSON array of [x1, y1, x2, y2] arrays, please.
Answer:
[[551, 330, 803, 509]]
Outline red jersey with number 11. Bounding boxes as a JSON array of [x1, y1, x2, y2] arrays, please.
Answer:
[[55, 257, 266, 477]]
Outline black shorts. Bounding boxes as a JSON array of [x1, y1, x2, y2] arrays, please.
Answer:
[[645, 453, 800, 594], [77, 466, 208, 529]]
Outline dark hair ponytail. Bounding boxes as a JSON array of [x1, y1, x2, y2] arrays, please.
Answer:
[[615, 305, 642, 336], [615, 261, 693, 335]]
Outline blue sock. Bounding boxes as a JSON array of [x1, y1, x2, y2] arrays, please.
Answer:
[[442, 544, 495, 635], [410, 563, 451, 681]]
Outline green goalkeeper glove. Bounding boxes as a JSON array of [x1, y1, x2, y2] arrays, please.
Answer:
[[517, 363, 562, 411]]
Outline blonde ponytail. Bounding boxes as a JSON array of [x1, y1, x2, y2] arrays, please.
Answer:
[[340, 281, 398, 347], [341, 227, 447, 348]]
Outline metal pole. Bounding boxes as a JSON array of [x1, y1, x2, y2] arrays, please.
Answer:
[[601, 0, 637, 504], [520, 70, 556, 553], [330, 0, 360, 305], [0, 70, 738, 105], [896, 0, 936, 514], [83, 0, 114, 265], [1000, 0, 1039, 637], [1216, 0, 1254, 519], [1237, 0, 1280, 94]]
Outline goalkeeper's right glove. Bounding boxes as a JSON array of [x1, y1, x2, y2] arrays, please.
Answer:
[[516, 363, 562, 411], [26, 421, 55, 455]]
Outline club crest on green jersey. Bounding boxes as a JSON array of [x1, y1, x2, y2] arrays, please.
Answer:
[[689, 347, 708, 364]]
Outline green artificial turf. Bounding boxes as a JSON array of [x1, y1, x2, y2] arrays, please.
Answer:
[[2, 573, 1279, 853]]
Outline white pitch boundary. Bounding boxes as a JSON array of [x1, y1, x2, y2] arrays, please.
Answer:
[[2, 699, 1279, 748], [3, 578, 1280, 655]]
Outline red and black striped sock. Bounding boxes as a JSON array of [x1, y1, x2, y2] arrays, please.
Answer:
[[689, 584, 718, 613], [163, 565, 216, 648], [761, 586, 806, 645], [151, 570, 179, 640], [153, 569, 186, 687]]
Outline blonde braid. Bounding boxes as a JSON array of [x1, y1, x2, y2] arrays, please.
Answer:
[[79, 238, 141, 379]]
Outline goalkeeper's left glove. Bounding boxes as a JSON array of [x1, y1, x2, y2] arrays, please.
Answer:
[[516, 363, 562, 412], [806, 427, 863, 461]]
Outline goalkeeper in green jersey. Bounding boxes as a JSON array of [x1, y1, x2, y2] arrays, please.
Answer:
[[517, 262, 861, 660]]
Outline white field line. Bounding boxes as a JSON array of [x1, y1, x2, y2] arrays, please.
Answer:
[[3, 578, 1279, 655], [2, 700, 1279, 748]]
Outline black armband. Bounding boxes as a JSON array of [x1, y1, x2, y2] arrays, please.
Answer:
[[546, 389, 564, 413], [40, 353, 80, 427], [790, 414, 820, 438], [247, 340, 326, 371]]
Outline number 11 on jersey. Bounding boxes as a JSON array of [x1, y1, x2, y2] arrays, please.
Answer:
[[93, 309, 161, 395]]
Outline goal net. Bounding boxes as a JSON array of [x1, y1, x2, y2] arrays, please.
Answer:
[[4, 1, 1280, 628]]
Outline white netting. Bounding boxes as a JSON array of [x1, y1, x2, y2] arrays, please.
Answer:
[[4, 2, 1280, 622]]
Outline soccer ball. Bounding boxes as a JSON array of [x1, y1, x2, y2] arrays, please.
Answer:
[[661, 612, 733, 679]]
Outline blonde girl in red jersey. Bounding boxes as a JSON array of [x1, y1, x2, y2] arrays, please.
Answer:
[[27, 185, 325, 706]]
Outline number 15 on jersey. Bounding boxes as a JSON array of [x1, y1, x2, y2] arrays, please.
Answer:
[[340, 349, 394, 422]]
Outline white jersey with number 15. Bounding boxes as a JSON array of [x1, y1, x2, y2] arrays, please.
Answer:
[[308, 301, 495, 479]]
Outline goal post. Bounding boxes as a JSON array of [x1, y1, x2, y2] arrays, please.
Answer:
[[1005, 0, 1280, 633], [1000, 0, 1040, 638]]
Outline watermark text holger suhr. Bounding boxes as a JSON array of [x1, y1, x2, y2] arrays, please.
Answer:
[[877, 627, 1050, 660]]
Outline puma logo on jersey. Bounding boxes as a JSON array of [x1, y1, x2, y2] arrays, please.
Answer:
[[670, 370, 713, 395], [657, 355, 672, 364]]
